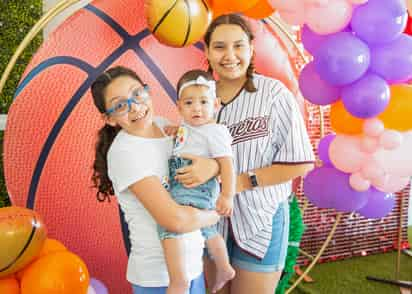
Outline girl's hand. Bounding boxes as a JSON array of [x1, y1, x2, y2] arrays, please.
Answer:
[[164, 125, 179, 137], [216, 195, 233, 217], [175, 153, 219, 188]]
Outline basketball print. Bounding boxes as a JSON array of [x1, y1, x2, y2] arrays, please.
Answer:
[[3, 0, 300, 292], [146, 0, 212, 47]]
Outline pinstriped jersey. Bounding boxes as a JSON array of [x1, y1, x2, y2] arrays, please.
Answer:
[[216, 74, 315, 259]]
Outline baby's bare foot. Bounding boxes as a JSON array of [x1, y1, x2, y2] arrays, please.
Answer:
[[212, 266, 235, 293]]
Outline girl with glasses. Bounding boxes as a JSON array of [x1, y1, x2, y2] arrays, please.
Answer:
[[91, 65, 219, 294]]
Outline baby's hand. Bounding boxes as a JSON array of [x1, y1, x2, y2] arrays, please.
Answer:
[[164, 125, 179, 137], [216, 195, 234, 217]]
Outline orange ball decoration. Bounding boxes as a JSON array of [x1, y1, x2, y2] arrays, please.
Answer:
[[378, 84, 412, 131], [330, 100, 364, 135], [16, 238, 68, 281], [37, 238, 67, 258], [243, 0, 276, 19], [146, 0, 212, 47], [0, 207, 47, 278], [20, 251, 89, 294], [210, 0, 260, 15], [0, 277, 20, 294]]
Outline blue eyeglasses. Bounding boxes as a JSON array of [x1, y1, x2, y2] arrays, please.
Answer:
[[106, 84, 150, 116]]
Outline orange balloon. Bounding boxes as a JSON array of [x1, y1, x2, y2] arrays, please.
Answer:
[[37, 238, 67, 258], [330, 100, 364, 135], [0, 207, 47, 278], [20, 251, 89, 294], [16, 238, 68, 281], [243, 0, 276, 19], [378, 84, 412, 131], [211, 0, 260, 15], [0, 277, 20, 294]]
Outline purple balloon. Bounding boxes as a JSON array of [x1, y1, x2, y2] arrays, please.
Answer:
[[370, 34, 412, 83], [298, 62, 341, 105], [341, 72, 390, 118], [357, 189, 395, 219], [317, 134, 335, 166], [301, 25, 352, 55], [301, 25, 327, 55], [90, 278, 108, 294], [351, 0, 407, 44], [314, 32, 370, 86], [303, 166, 368, 212]]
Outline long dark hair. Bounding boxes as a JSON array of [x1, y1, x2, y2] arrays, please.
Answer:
[[91, 66, 143, 201], [204, 14, 257, 92]]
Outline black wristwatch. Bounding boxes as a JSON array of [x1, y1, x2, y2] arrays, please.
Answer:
[[247, 171, 258, 188]]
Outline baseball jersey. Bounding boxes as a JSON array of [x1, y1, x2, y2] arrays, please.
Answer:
[[216, 74, 315, 259]]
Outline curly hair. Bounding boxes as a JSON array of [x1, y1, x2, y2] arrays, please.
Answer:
[[204, 14, 257, 93], [90, 66, 143, 202]]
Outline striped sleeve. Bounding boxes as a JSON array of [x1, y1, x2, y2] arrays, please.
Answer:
[[271, 87, 315, 163]]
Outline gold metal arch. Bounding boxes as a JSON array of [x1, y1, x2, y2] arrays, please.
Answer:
[[0, 0, 82, 96], [0, 2, 342, 293]]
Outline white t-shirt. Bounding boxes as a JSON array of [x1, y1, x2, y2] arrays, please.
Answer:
[[173, 122, 233, 159], [107, 117, 204, 287]]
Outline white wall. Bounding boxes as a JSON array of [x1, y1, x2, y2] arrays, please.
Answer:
[[43, 0, 91, 37]]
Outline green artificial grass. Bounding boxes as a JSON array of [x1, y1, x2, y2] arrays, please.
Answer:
[[0, 1, 42, 207], [291, 251, 412, 294]]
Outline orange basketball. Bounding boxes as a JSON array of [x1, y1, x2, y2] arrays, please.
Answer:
[[20, 251, 89, 294], [0, 277, 20, 294], [146, 0, 212, 47], [4, 1, 301, 293], [0, 207, 46, 278]]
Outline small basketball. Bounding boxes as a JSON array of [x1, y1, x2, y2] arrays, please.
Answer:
[[0, 277, 20, 294], [146, 0, 212, 47], [20, 251, 89, 294], [0, 207, 47, 278]]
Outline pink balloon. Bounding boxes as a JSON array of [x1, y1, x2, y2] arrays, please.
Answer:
[[373, 174, 410, 193], [363, 118, 384, 137], [373, 131, 412, 177], [269, 0, 300, 10], [278, 7, 306, 25], [360, 159, 385, 180], [360, 136, 380, 153], [350, 172, 371, 191], [379, 130, 403, 150], [348, 0, 368, 3], [305, 0, 329, 5], [329, 135, 369, 173], [306, 0, 353, 34]]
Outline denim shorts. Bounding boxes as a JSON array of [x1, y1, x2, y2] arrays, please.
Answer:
[[131, 272, 206, 294], [158, 157, 219, 240], [207, 200, 289, 273]]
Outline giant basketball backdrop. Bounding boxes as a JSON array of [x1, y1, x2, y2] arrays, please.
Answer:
[[3, 0, 301, 293]]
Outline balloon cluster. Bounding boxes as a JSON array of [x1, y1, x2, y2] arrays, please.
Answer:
[[298, 0, 412, 219], [0, 206, 108, 294]]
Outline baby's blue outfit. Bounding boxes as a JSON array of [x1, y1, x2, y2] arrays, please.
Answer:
[[157, 123, 233, 241]]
